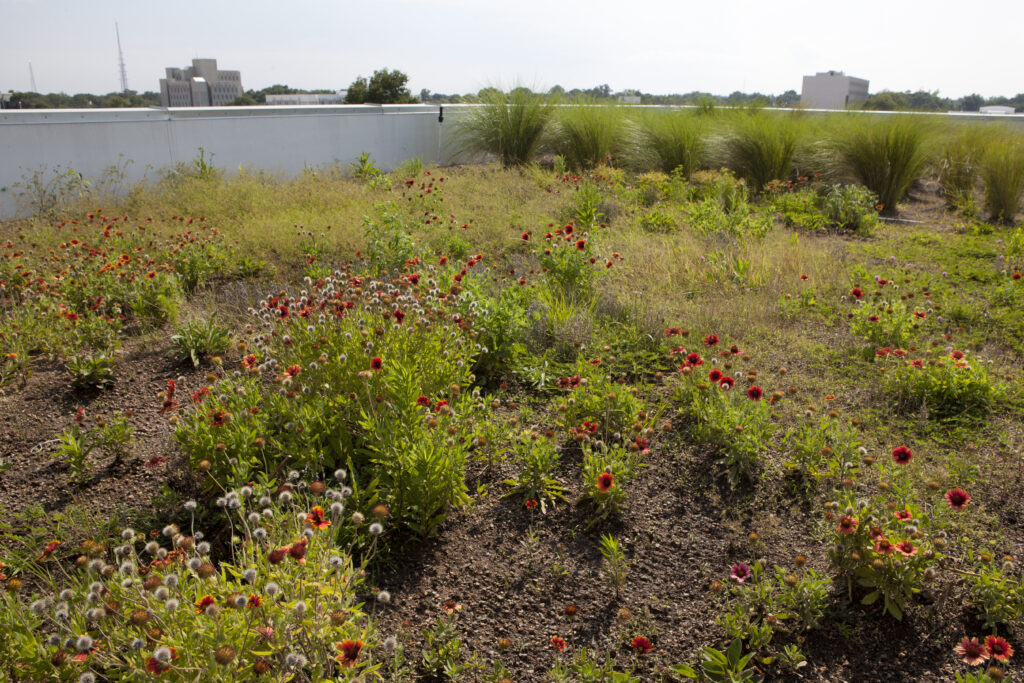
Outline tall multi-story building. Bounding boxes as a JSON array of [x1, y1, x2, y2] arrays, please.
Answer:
[[800, 71, 869, 110], [159, 59, 243, 107]]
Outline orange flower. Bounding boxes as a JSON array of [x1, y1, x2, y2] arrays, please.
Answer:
[[194, 595, 215, 613], [336, 639, 363, 667], [596, 472, 614, 493], [305, 506, 331, 530], [36, 540, 60, 562], [550, 635, 566, 651]]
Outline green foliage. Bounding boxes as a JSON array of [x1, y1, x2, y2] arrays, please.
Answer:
[[12, 165, 92, 217], [686, 199, 773, 241], [362, 201, 416, 274], [457, 88, 554, 167], [51, 412, 133, 482], [599, 533, 629, 598], [826, 492, 942, 620], [878, 348, 1000, 421], [849, 296, 917, 350], [966, 558, 1024, 631], [503, 436, 567, 513], [721, 114, 800, 193], [351, 152, 383, 180], [550, 648, 639, 682], [819, 185, 880, 233], [675, 371, 774, 487], [170, 316, 231, 368], [578, 443, 640, 526], [829, 118, 929, 216], [566, 181, 607, 229], [344, 68, 416, 104], [672, 639, 762, 682], [66, 352, 116, 390], [783, 414, 863, 488], [937, 127, 992, 204], [173, 271, 480, 539], [980, 135, 1024, 224]]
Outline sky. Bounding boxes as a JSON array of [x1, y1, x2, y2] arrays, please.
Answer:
[[2, 0, 1022, 99]]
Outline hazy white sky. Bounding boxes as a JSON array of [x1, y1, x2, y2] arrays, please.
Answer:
[[2, 0, 1021, 98]]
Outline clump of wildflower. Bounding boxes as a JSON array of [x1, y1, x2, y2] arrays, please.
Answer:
[[631, 635, 653, 654]]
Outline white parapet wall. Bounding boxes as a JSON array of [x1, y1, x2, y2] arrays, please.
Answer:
[[0, 104, 471, 218]]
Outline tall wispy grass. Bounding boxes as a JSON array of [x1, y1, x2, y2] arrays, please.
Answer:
[[936, 125, 994, 204], [980, 134, 1024, 224], [719, 113, 801, 192], [548, 101, 626, 171], [456, 88, 554, 167], [633, 109, 706, 178], [828, 116, 931, 216]]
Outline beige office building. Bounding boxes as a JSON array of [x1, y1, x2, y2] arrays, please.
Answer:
[[160, 59, 243, 107], [801, 71, 869, 110]]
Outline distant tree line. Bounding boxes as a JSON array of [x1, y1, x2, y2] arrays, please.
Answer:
[[1, 91, 160, 108], [4, 76, 1022, 112]]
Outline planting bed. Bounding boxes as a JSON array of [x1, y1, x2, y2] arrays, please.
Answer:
[[2, 110, 1024, 681]]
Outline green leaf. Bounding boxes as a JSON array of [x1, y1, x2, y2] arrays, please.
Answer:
[[861, 590, 880, 605]]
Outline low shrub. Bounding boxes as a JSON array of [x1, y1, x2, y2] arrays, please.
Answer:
[[877, 347, 1000, 420]]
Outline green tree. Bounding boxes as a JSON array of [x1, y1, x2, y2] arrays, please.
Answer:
[[345, 69, 415, 104]]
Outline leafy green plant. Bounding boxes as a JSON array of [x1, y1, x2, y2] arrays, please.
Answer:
[[51, 412, 133, 483], [503, 436, 567, 513], [965, 558, 1024, 631], [66, 353, 116, 390], [170, 316, 231, 368], [599, 533, 629, 599], [578, 444, 639, 526], [819, 184, 880, 233], [362, 201, 416, 274], [351, 151, 383, 180], [829, 117, 929, 216], [878, 348, 1000, 421], [673, 639, 762, 682], [457, 87, 554, 167]]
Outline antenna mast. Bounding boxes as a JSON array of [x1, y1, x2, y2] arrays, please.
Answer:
[[28, 62, 38, 92], [115, 23, 129, 93]]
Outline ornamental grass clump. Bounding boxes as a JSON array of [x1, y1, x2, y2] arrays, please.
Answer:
[[548, 102, 627, 171], [457, 87, 554, 167], [828, 117, 930, 216], [980, 134, 1024, 225], [633, 109, 707, 178], [719, 112, 801, 193], [0, 480, 391, 680]]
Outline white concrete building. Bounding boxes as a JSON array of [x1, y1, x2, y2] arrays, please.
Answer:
[[801, 71, 869, 110], [160, 59, 243, 107], [265, 92, 346, 105], [980, 105, 1015, 115]]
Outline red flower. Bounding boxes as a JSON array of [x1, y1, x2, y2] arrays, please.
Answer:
[[851, 288, 864, 299], [708, 369, 723, 383], [36, 540, 60, 562], [370, 357, 383, 371], [525, 500, 538, 510], [950, 350, 965, 361], [800, 274, 809, 281], [836, 515, 858, 535], [704, 334, 719, 347], [596, 472, 614, 493], [393, 309, 405, 324], [891, 446, 913, 465], [945, 488, 971, 510], [305, 506, 331, 530], [684, 352, 703, 367], [521, 232, 530, 241], [575, 239, 586, 251], [631, 635, 653, 654], [747, 386, 763, 401], [247, 594, 262, 608], [195, 595, 215, 613], [550, 636, 566, 651], [874, 538, 895, 555], [336, 639, 363, 667], [894, 509, 913, 521], [416, 395, 430, 407], [730, 563, 751, 583], [895, 540, 917, 556], [284, 365, 301, 378], [1013, 272, 1022, 281], [719, 376, 734, 390], [985, 635, 1014, 662], [869, 525, 885, 541], [955, 637, 989, 665]]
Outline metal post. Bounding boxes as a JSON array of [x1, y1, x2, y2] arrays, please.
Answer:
[[437, 105, 444, 166]]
